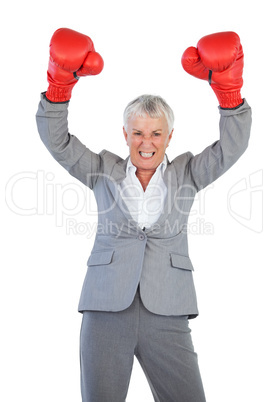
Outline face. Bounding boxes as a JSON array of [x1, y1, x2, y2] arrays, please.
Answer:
[[123, 114, 173, 172]]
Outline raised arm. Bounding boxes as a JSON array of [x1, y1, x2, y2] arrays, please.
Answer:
[[181, 31, 252, 190], [36, 28, 104, 189]]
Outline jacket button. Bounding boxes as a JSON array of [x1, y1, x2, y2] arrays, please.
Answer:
[[138, 234, 145, 241]]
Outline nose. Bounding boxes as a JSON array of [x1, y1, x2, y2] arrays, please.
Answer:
[[141, 135, 153, 148]]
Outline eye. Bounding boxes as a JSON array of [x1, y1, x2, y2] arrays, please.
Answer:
[[153, 132, 161, 137], [133, 132, 142, 136]]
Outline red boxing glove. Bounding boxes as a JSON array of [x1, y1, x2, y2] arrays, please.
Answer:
[[181, 32, 243, 108], [46, 28, 104, 102]]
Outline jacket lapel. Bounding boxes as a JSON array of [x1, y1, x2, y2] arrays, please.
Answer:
[[106, 156, 140, 227], [110, 156, 129, 184], [105, 155, 178, 231], [146, 160, 178, 231]]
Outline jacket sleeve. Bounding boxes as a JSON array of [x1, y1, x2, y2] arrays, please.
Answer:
[[188, 99, 252, 191], [35, 93, 102, 189]]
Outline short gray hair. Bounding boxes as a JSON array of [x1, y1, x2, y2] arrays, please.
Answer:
[[123, 94, 174, 133]]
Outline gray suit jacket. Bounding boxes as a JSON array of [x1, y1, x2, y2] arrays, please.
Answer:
[[36, 95, 251, 317]]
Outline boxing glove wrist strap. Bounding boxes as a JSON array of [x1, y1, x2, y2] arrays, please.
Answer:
[[46, 82, 76, 103], [212, 88, 243, 109]]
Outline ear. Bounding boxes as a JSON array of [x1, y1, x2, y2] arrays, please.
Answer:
[[123, 126, 129, 144], [167, 129, 174, 147]]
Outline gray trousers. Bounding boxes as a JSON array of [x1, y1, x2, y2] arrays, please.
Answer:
[[80, 290, 206, 402]]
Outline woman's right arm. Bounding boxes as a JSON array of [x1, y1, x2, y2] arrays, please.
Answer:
[[36, 93, 102, 189]]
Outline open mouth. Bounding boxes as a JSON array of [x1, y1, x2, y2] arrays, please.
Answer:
[[139, 151, 155, 158]]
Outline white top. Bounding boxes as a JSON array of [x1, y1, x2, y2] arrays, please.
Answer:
[[119, 156, 167, 229]]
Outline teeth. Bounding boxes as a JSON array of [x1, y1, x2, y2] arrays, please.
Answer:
[[139, 152, 154, 158]]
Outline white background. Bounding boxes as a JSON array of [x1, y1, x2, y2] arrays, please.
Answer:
[[1, 0, 267, 401]]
